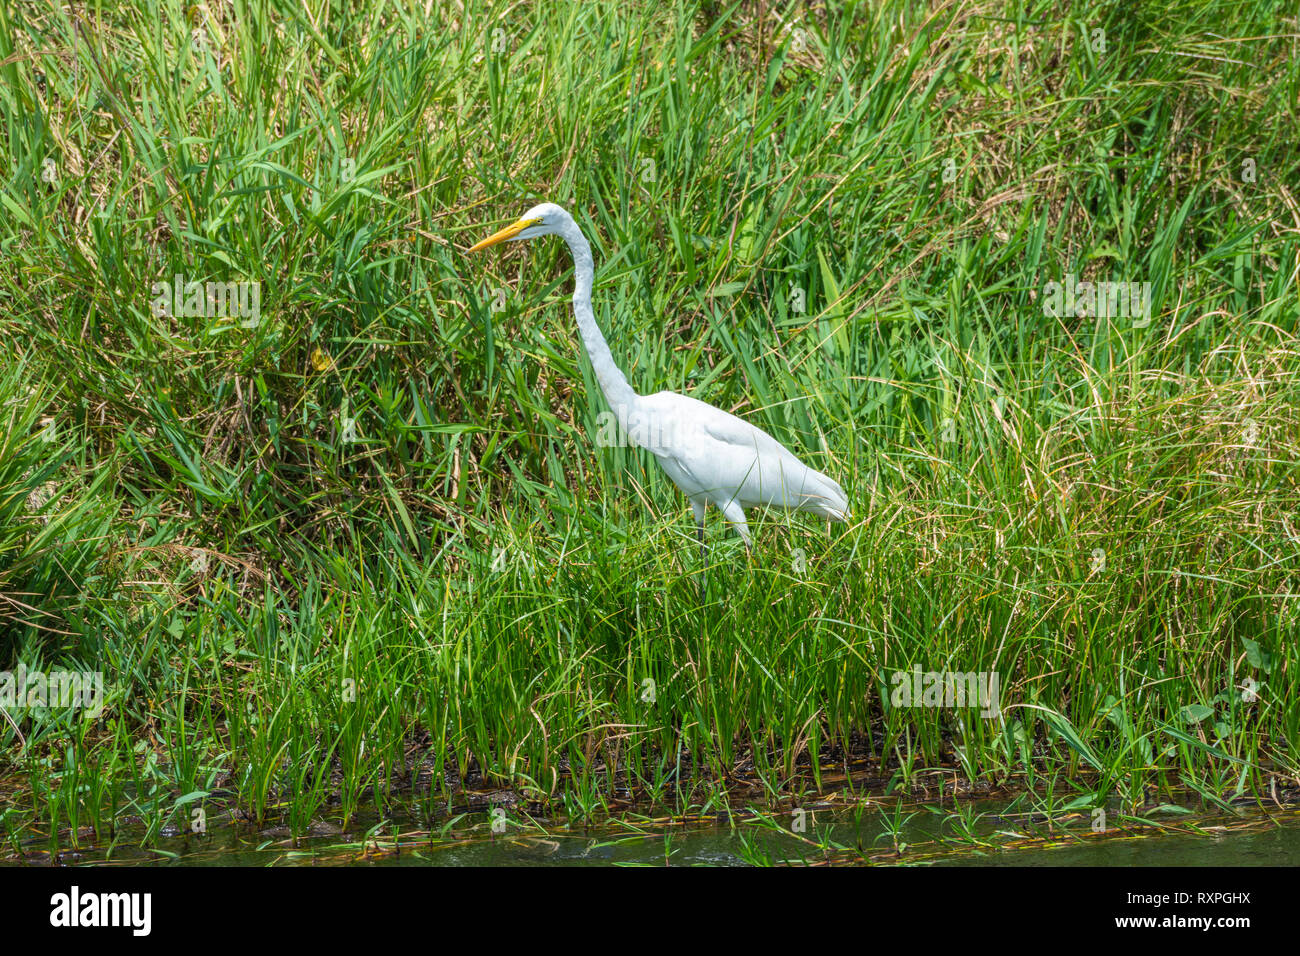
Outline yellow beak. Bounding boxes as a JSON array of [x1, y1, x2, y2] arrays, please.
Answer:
[[468, 217, 539, 252]]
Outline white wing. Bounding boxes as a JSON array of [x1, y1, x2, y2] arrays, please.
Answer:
[[629, 391, 849, 519]]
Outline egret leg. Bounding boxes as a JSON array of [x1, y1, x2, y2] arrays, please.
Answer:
[[696, 520, 706, 600], [718, 499, 752, 550], [692, 499, 708, 601]]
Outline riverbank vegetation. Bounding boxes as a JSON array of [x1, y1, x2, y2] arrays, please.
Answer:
[[1, 0, 1297, 855]]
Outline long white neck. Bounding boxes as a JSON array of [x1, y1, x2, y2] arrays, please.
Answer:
[[556, 216, 637, 423]]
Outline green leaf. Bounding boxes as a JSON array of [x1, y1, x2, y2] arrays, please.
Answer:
[[1159, 722, 1247, 765], [1018, 704, 1103, 771], [1240, 637, 1271, 672]]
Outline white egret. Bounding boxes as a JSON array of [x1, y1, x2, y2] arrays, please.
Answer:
[[468, 202, 849, 570]]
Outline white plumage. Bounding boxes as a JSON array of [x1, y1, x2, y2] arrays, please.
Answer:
[[469, 202, 849, 550]]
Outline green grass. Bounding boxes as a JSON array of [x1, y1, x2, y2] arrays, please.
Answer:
[[1, 0, 1298, 855]]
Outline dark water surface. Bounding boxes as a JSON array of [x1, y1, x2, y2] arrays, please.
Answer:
[[20, 798, 1300, 866]]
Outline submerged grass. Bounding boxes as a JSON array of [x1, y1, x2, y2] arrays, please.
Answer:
[[0, 0, 1298, 854]]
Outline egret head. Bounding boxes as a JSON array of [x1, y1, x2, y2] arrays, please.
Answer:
[[468, 203, 570, 252]]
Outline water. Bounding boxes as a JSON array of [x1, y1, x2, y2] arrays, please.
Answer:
[[18, 798, 1300, 866], [944, 824, 1300, 867]]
